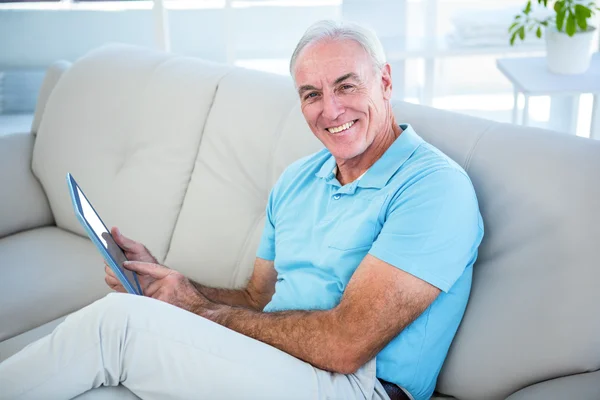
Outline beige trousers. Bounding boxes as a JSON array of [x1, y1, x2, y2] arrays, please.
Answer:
[[0, 293, 391, 400]]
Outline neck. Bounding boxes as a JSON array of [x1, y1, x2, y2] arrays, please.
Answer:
[[336, 114, 401, 186]]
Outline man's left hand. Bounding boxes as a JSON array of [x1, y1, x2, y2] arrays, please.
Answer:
[[123, 261, 211, 314]]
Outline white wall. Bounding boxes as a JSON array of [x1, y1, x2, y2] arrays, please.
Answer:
[[0, 5, 339, 68]]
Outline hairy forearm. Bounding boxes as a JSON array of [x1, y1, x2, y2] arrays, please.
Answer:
[[190, 280, 259, 310], [201, 305, 359, 374]]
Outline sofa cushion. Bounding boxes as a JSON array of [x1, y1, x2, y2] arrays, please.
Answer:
[[32, 44, 232, 263], [504, 371, 600, 400], [0, 132, 54, 239], [73, 386, 140, 400], [0, 227, 109, 342], [407, 106, 600, 399], [31, 60, 71, 135], [0, 315, 66, 362], [164, 67, 312, 287]]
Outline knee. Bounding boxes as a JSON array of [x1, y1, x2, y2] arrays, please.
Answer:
[[99, 292, 136, 311], [84, 293, 143, 330]]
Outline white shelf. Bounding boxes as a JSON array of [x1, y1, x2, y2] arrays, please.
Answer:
[[381, 36, 546, 60], [497, 53, 600, 95]]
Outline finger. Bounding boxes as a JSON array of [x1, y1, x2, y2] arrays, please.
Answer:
[[105, 274, 121, 287], [104, 264, 117, 278], [123, 261, 170, 279], [105, 275, 125, 293], [111, 227, 140, 252]]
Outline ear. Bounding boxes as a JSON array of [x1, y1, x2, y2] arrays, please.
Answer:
[[380, 63, 393, 100]]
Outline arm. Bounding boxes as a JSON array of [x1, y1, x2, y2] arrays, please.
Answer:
[[0, 132, 54, 239], [204, 255, 438, 374], [190, 257, 277, 311]]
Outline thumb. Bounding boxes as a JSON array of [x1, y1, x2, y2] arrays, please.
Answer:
[[123, 261, 170, 279], [111, 227, 135, 251]]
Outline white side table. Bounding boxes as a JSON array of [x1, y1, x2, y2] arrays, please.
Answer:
[[496, 53, 600, 139]]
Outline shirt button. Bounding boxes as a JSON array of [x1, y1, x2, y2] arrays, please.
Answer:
[[333, 194, 341, 200]]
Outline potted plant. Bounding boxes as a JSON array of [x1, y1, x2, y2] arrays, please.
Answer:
[[509, 0, 600, 74]]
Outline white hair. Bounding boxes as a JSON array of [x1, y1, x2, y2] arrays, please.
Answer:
[[289, 20, 387, 79]]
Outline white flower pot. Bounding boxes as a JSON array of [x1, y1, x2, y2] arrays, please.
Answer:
[[545, 26, 596, 75]]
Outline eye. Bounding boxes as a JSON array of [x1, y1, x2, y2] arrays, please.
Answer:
[[304, 92, 319, 100], [340, 84, 353, 90]]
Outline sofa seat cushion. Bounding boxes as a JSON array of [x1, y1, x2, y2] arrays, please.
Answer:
[[0, 315, 66, 362], [73, 386, 140, 400], [0, 226, 110, 342]]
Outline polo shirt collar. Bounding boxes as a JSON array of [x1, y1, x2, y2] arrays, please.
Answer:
[[359, 124, 423, 188], [315, 152, 338, 181], [314, 124, 423, 189]]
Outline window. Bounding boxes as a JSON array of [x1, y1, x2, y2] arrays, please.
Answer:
[[1, 0, 597, 136]]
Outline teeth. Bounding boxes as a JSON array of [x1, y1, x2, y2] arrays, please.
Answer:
[[327, 120, 355, 134]]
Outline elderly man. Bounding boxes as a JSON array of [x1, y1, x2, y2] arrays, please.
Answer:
[[0, 20, 483, 400]]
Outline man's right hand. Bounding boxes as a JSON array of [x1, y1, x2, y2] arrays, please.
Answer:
[[103, 227, 159, 294]]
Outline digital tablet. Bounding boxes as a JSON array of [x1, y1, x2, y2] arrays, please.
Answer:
[[67, 173, 142, 295]]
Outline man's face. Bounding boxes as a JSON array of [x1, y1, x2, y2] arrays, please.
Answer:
[[293, 39, 392, 162]]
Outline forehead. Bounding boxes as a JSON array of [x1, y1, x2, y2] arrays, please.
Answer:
[[293, 39, 372, 86]]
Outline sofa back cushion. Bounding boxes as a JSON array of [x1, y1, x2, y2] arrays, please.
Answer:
[[164, 67, 322, 286], [393, 102, 600, 400], [32, 45, 231, 261]]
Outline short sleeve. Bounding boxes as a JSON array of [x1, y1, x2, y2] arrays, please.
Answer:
[[369, 169, 483, 292], [256, 188, 276, 261]]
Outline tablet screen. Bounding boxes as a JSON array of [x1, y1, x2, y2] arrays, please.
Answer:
[[75, 185, 140, 293]]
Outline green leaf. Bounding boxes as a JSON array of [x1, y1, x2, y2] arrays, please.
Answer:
[[576, 12, 588, 31], [557, 11, 566, 31], [510, 31, 518, 45], [566, 14, 577, 36], [524, 1, 532, 15], [509, 22, 520, 32], [519, 26, 526, 40], [536, 26, 543, 38], [554, 0, 564, 13], [576, 4, 592, 18]]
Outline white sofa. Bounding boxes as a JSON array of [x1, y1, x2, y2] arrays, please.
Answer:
[[1, 44, 600, 400]]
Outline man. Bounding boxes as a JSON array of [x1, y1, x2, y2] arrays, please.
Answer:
[[0, 20, 483, 400]]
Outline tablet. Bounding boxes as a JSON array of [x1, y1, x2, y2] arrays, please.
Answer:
[[67, 173, 142, 295]]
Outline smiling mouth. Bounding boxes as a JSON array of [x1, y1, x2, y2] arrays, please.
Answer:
[[326, 119, 357, 134]]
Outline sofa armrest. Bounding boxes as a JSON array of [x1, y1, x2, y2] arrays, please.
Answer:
[[0, 132, 54, 239], [505, 371, 600, 400], [31, 60, 71, 135]]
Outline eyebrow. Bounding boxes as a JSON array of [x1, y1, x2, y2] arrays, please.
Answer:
[[334, 72, 359, 85], [297, 72, 360, 96]]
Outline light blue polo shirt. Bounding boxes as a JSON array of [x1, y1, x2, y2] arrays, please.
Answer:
[[257, 124, 484, 400]]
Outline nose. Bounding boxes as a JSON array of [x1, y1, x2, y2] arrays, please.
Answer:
[[322, 91, 344, 122]]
